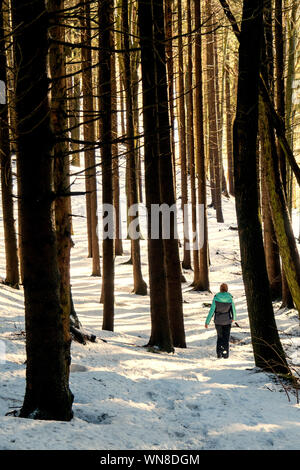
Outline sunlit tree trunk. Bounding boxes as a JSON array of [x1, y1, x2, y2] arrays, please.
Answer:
[[81, 0, 101, 276], [259, 96, 300, 316], [275, 0, 293, 308], [213, 25, 229, 198], [165, 0, 176, 190], [177, 0, 191, 270], [206, 1, 223, 223], [193, 0, 209, 291], [225, 58, 234, 196], [122, 0, 147, 295], [186, 0, 199, 284], [0, 0, 19, 288], [260, 5, 282, 300], [112, 42, 123, 256], [69, 74, 81, 167], [260, 125, 282, 299]]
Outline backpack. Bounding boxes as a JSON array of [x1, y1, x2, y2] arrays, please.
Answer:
[[214, 301, 233, 325]]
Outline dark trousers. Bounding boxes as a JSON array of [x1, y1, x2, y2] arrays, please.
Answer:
[[215, 324, 231, 358]]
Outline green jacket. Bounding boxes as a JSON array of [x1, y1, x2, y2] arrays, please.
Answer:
[[205, 292, 237, 325]]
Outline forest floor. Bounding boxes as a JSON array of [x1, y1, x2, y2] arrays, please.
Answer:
[[0, 163, 300, 450]]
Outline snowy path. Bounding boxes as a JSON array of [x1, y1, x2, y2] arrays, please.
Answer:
[[0, 168, 300, 450]]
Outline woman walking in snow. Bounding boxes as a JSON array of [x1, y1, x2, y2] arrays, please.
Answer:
[[205, 283, 237, 359]]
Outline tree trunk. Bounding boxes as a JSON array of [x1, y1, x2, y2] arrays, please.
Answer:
[[49, 0, 73, 379], [260, 10, 282, 300], [69, 75, 81, 167], [138, 0, 174, 352], [219, 0, 299, 313], [225, 60, 235, 196], [213, 24, 229, 198], [275, 0, 285, 183], [122, 0, 147, 295], [259, 2, 300, 315], [193, 0, 210, 291], [177, 0, 191, 270], [131, 7, 143, 205], [81, 0, 101, 275], [118, 62, 126, 140], [12, 0, 73, 420], [260, 128, 282, 299], [233, 0, 289, 375], [275, 0, 293, 308], [99, 0, 114, 330], [112, 41, 123, 256], [186, 0, 199, 285], [0, 1, 19, 288], [154, 0, 186, 348], [165, 0, 176, 192], [218, 0, 300, 189], [260, 97, 300, 316], [5, 2, 22, 282], [206, 1, 224, 223]]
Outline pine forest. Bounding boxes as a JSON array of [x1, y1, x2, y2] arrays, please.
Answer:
[[0, 0, 300, 453]]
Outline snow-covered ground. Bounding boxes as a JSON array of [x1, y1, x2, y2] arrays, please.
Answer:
[[0, 162, 300, 450]]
